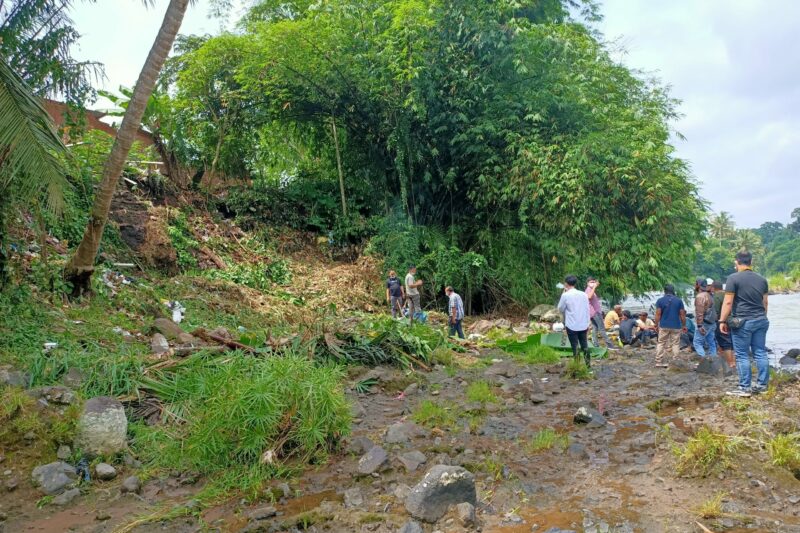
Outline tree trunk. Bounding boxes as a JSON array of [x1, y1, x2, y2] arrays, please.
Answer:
[[64, 0, 190, 295], [331, 115, 347, 218]]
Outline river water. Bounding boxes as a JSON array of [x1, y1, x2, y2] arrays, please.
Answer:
[[619, 291, 798, 366]]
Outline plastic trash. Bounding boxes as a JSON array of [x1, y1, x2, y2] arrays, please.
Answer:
[[76, 458, 91, 482], [43, 342, 58, 352], [552, 322, 565, 332], [166, 301, 185, 323]]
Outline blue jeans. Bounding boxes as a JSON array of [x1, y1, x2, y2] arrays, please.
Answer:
[[693, 323, 717, 357], [449, 319, 464, 339], [730, 317, 770, 390]]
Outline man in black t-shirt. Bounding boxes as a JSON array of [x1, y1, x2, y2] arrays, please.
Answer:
[[719, 251, 769, 398], [385, 270, 405, 318]]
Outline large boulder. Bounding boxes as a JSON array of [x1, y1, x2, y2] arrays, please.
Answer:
[[528, 304, 556, 321], [787, 348, 800, 359], [469, 319, 511, 335], [31, 461, 78, 495], [152, 318, 185, 340], [0, 365, 29, 388], [74, 397, 128, 457], [404, 465, 477, 522], [541, 308, 562, 323]]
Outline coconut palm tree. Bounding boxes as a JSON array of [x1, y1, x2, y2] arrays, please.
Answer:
[[709, 211, 735, 243], [65, 0, 192, 294], [0, 56, 69, 284]]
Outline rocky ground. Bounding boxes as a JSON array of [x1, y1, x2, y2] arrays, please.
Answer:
[[3, 340, 800, 533]]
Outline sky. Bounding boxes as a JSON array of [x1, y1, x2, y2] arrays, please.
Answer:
[[69, 0, 799, 228]]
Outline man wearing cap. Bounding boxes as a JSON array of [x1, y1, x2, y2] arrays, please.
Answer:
[[405, 265, 423, 323], [693, 277, 718, 358]]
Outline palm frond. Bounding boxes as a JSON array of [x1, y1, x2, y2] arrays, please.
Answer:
[[0, 56, 69, 212]]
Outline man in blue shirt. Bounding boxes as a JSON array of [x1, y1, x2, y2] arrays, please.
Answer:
[[445, 286, 465, 339], [654, 284, 687, 368]]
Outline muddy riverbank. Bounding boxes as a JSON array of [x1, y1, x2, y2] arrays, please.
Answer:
[[4, 344, 800, 533]]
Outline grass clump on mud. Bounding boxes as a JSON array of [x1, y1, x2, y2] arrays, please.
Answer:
[[564, 358, 592, 380], [767, 434, 800, 476], [412, 400, 456, 429], [134, 353, 351, 498], [526, 428, 569, 453], [466, 381, 498, 405], [673, 426, 741, 477], [694, 492, 727, 519]]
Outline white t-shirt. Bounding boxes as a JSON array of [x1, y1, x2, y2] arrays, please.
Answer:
[[405, 273, 419, 296], [557, 288, 591, 331]]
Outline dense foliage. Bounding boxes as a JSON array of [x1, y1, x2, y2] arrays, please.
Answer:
[[161, 0, 704, 306]]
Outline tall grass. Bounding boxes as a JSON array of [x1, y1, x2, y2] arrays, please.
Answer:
[[135, 353, 350, 496]]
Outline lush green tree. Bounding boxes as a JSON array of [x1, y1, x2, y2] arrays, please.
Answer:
[[755, 221, 785, 247], [165, 0, 706, 304], [709, 211, 735, 243], [789, 207, 800, 233]]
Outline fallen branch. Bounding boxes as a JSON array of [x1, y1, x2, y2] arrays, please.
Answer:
[[192, 327, 260, 354], [695, 521, 715, 533]]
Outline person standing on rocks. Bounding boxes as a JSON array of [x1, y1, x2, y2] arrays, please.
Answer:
[[585, 277, 617, 350], [720, 251, 770, 397], [712, 279, 736, 371], [386, 270, 405, 319], [558, 275, 592, 368], [693, 278, 718, 358], [654, 284, 686, 368], [445, 286, 465, 339], [405, 265, 423, 324]]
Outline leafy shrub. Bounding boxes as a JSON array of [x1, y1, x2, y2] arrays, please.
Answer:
[[137, 353, 351, 487], [200, 259, 291, 290], [167, 210, 200, 270]]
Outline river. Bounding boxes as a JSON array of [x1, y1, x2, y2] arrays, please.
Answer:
[[619, 291, 798, 366]]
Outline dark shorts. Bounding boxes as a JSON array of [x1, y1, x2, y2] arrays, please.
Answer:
[[715, 327, 733, 350]]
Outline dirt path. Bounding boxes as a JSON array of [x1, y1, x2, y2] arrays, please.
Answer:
[[5, 347, 800, 533]]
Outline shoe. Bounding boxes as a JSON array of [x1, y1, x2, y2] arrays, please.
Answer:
[[751, 385, 768, 395], [725, 388, 752, 398], [655, 363, 668, 368]]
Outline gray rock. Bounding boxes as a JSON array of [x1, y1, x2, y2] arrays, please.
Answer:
[[247, 506, 277, 520], [152, 318, 185, 340], [456, 502, 476, 527], [120, 475, 141, 494], [56, 445, 72, 461], [541, 309, 562, 323], [573, 407, 606, 428], [787, 348, 800, 359], [31, 461, 78, 495], [393, 483, 411, 501], [399, 521, 424, 533], [779, 356, 800, 366], [5, 477, 19, 492], [0, 366, 28, 388], [123, 454, 142, 469], [403, 382, 419, 396], [405, 465, 477, 522], [358, 446, 388, 475], [95, 462, 117, 481], [528, 304, 557, 321], [95, 510, 112, 521], [788, 495, 800, 505], [479, 416, 523, 439], [276, 482, 291, 498], [696, 356, 726, 375], [61, 368, 86, 389], [74, 396, 128, 457], [399, 450, 427, 472], [177, 332, 198, 345], [483, 361, 518, 379], [385, 422, 425, 444], [567, 443, 589, 459], [343, 487, 363, 508], [347, 436, 375, 455], [151, 333, 170, 354], [52, 487, 81, 505], [28, 386, 76, 405]]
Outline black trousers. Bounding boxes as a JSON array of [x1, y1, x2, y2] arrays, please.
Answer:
[[566, 327, 589, 356]]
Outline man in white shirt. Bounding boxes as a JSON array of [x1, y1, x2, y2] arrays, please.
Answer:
[[557, 274, 592, 368], [404, 265, 423, 323]]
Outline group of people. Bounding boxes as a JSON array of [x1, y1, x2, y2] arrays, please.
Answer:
[[558, 250, 770, 397], [385, 266, 466, 339]]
